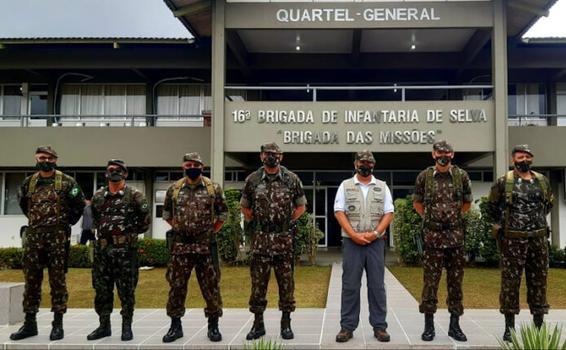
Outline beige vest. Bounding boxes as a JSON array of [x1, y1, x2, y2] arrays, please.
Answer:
[[342, 177, 386, 238]]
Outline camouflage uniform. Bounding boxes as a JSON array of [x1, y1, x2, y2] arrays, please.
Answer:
[[19, 170, 85, 314], [162, 174, 228, 319], [487, 164, 553, 316], [414, 150, 472, 316], [91, 185, 150, 319], [240, 164, 307, 314]]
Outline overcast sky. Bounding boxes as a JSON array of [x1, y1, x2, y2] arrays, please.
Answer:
[[0, 0, 564, 39]]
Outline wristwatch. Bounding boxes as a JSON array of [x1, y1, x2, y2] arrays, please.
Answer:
[[372, 230, 381, 239]]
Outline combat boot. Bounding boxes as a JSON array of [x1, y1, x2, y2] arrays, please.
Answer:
[[421, 313, 435, 341], [10, 313, 38, 341], [448, 313, 467, 342], [503, 314, 515, 342], [87, 315, 111, 340], [49, 312, 64, 341], [533, 314, 544, 329], [207, 316, 222, 342], [246, 313, 266, 340], [121, 316, 133, 341], [162, 317, 183, 343], [280, 311, 294, 339]]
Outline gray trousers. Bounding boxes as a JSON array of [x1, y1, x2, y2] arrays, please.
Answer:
[[340, 237, 387, 331]]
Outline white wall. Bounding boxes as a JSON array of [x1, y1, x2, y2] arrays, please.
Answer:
[[0, 216, 82, 248], [559, 181, 566, 249]]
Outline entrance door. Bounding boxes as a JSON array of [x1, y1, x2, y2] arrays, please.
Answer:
[[152, 183, 171, 239]]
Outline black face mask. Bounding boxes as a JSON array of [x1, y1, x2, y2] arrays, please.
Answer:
[[357, 165, 373, 177], [106, 171, 125, 183], [36, 162, 56, 172], [515, 160, 532, 173], [263, 155, 280, 168], [185, 168, 202, 180], [436, 156, 451, 166]]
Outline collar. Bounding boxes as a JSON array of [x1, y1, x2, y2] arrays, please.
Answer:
[[353, 175, 377, 186], [104, 185, 127, 197], [261, 167, 283, 181], [183, 177, 206, 188], [433, 166, 453, 177]]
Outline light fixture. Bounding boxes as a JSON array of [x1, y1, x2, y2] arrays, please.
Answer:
[[410, 44, 416, 50], [296, 45, 301, 51]]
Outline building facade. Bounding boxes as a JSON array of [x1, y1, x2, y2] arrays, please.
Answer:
[[0, 0, 565, 249]]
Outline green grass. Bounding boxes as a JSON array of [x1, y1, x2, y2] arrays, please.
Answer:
[[0, 266, 331, 309], [389, 266, 566, 309]]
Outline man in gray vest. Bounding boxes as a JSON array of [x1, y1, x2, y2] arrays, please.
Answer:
[[334, 150, 394, 343]]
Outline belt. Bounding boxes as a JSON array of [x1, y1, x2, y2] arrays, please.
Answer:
[[99, 234, 137, 248], [505, 228, 547, 239], [257, 223, 289, 233], [173, 232, 209, 244], [424, 220, 463, 231]]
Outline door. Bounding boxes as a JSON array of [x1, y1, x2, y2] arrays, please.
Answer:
[[152, 183, 171, 239]]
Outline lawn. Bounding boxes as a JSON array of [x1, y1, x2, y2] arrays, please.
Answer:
[[0, 266, 331, 309], [389, 266, 566, 309]]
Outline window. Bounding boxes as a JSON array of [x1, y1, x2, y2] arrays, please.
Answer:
[[157, 84, 212, 115], [1, 85, 23, 116], [508, 83, 546, 115], [60, 84, 146, 115], [557, 83, 566, 126], [3, 173, 25, 215]]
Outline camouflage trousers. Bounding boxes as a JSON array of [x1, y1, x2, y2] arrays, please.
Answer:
[[420, 246, 465, 316], [22, 227, 69, 314], [166, 252, 222, 318], [249, 253, 295, 314], [92, 243, 139, 318], [500, 236, 549, 315]]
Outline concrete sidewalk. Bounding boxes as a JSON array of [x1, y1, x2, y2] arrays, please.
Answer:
[[1, 263, 564, 349]]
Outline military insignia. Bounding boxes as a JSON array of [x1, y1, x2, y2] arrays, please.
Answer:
[[70, 187, 80, 197], [373, 187, 382, 192], [348, 205, 356, 211], [141, 203, 148, 210]]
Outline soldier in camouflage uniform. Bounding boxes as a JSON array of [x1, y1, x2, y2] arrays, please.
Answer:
[[11, 146, 85, 341], [413, 140, 472, 342], [162, 152, 228, 343], [240, 142, 307, 340], [87, 159, 150, 342], [486, 145, 553, 342]]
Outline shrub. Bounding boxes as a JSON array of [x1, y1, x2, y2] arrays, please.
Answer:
[[137, 239, 169, 267], [294, 212, 325, 264], [549, 245, 566, 268], [392, 196, 423, 265], [217, 188, 245, 264], [68, 244, 91, 268], [499, 322, 566, 350], [0, 248, 23, 269]]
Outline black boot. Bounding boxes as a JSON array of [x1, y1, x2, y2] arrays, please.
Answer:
[[421, 313, 435, 341], [207, 316, 222, 342], [49, 312, 64, 341], [533, 314, 544, 329], [121, 316, 133, 341], [280, 311, 294, 340], [10, 313, 38, 341], [87, 315, 111, 341], [246, 313, 266, 340], [448, 313, 467, 342], [503, 314, 515, 342], [162, 317, 183, 343]]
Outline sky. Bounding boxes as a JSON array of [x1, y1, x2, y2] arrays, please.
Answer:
[[0, 0, 564, 39]]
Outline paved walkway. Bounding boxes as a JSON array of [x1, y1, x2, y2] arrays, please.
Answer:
[[1, 263, 565, 349]]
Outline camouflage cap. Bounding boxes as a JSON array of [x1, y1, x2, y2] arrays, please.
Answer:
[[260, 142, 282, 153], [35, 145, 58, 158], [183, 152, 203, 164], [512, 144, 533, 156], [107, 159, 128, 172], [432, 140, 454, 153], [355, 150, 376, 163]]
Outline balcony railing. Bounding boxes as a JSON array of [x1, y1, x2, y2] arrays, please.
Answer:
[[225, 84, 494, 102], [508, 114, 566, 127], [0, 114, 209, 127]]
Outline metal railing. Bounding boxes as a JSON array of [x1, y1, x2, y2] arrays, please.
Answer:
[[0, 114, 208, 127], [508, 114, 566, 127], [225, 84, 494, 101]]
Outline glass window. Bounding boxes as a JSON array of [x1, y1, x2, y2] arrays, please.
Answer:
[[126, 85, 146, 115], [4, 173, 25, 215], [157, 84, 210, 116], [60, 85, 80, 115], [2, 85, 22, 116], [154, 172, 169, 181], [179, 85, 200, 115], [29, 94, 48, 115], [157, 85, 178, 115], [61, 84, 146, 116], [104, 85, 125, 115], [392, 171, 420, 186], [508, 83, 546, 115], [557, 83, 566, 126]]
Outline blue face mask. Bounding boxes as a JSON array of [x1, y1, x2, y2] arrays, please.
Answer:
[[185, 168, 202, 180]]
